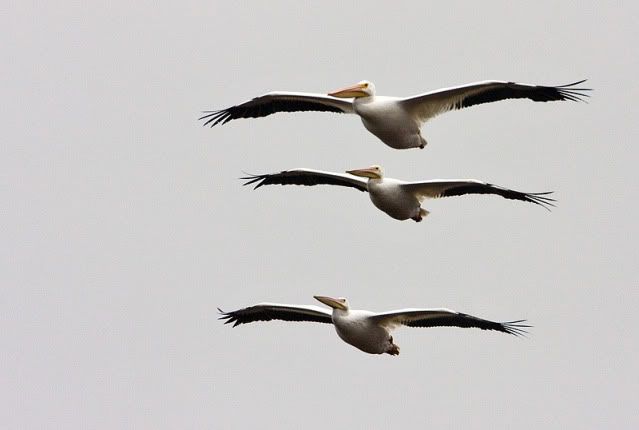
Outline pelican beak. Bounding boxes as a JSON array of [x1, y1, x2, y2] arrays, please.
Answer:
[[314, 295, 347, 310], [346, 167, 380, 179], [328, 82, 368, 98]]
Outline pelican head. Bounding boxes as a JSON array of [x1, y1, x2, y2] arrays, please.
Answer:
[[314, 295, 350, 311], [346, 164, 384, 180], [328, 80, 375, 98]]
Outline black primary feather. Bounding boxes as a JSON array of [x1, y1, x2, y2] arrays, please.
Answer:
[[454, 80, 591, 110], [405, 313, 531, 337], [200, 98, 348, 127], [240, 171, 368, 192], [218, 306, 332, 327], [439, 183, 556, 210]]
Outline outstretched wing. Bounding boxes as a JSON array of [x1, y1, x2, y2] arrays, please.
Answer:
[[200, 92, 354, 127], [400, 80, 591, 122], [219, 303, 333, 327], [370, 308, 529, 336], [242, 168, 369, 192], [400, 179, 555, 210]]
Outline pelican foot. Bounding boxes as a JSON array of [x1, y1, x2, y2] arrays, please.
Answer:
[[411, 215, 423, 222]]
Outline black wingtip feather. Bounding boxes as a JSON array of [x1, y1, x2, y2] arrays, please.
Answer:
[[488, 186, 557, 210], [501, 320, 532, 337], [522, 191, 557, 211], [241, 174, 269, 189], [199, 109, 231, 127], [556, 79, 591, 89], [218, 308, 243, 327], [553, 79, 592, 103]]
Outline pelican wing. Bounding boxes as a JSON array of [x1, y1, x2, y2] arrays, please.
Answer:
[[242, 168, 368, 192], [400, 179, 555, 210], [219, 303, 333, 327], [200, 92, 354, 127], [370, 308, 529, 336], [400, 80, 591, 122]]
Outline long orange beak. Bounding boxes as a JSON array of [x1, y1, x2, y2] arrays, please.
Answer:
[[328, 82, 368, 98], [313, 295, 347, 310], [346, 166, 379, 179]]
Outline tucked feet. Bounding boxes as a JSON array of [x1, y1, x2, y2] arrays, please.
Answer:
[[386, 336, 400, 355], [412, 208, 430, 222]]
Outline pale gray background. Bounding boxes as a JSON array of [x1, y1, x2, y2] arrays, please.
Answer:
[[3, 1, 638, 428]]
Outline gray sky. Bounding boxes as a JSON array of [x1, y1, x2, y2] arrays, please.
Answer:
[[3, 1, 638, 428]]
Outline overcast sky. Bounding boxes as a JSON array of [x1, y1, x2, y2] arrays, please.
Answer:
[[3, 1, 638, 428]]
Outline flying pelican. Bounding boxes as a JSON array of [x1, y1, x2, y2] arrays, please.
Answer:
[[219, 296, 529, 355], [200, 79, 590, 149], [242, 165, 555, 222]]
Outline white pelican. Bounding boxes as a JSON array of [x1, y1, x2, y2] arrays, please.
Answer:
[[220, 296, 529, 355], [201, 79, 590, 149], [242, 165, 554, 221]]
